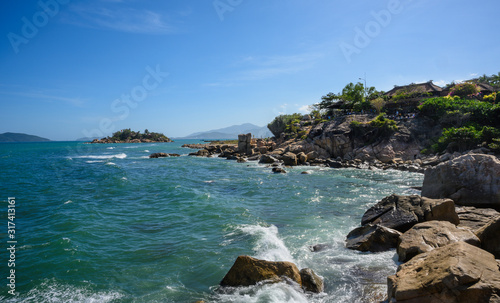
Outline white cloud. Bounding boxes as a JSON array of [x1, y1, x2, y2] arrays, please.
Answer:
[[433, 80, 447, 87], [298, 105, 310, 113]]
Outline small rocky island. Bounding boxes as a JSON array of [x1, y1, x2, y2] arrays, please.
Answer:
[[90, 129, 172, 143]]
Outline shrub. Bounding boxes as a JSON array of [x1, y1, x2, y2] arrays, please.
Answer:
[[369, 114, 398, 134], [432, 125, 500, 153], [449, 83, 480, 98], [267, 113, 302, 137], [483, 92, 497, 102], [435, 126, 482, 152], [418, 97, 500, 127]]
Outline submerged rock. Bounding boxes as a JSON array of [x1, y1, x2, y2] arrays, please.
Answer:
[[300, 268, 324, 293], [346, 224, 402, 252], [309, 243, 331, 252], [388, 242, 500, 303], [361, 194, 459, 232], [397, 221, 480, 262], [272, 167, 287, 174], [422, 153, 500, 208], [149, 153, 181, 158]]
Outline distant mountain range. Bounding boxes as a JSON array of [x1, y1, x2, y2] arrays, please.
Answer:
[[178, 123, 273, 139], [0, 132, 51, 142]]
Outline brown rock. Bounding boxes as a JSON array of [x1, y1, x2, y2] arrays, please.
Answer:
[[422, 153, 500, 208], [282, 152, 298, 166], [475, 215, 500, 259], [259, 154, 279, 164], [361, 194, 459, 232], [397, 221, 480, 262], [346, 224, 402, 252], [149, 152, 168, 158], [297, 152, 308, 165], [300, 268, 324, 293], [388, 242, 500, 303], [456, 206, 500, 232], [220, 255, 301, 288], [272, 167, 286, 174]]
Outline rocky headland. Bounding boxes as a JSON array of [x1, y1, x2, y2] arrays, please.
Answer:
[[183, 114, 498, 175], [182, 114, 500, 302]]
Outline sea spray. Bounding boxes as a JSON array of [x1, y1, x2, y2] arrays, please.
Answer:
[[238, 224, 295, 262]]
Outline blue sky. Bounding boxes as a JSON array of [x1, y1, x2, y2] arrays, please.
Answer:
[[1, 0, 499, 140]]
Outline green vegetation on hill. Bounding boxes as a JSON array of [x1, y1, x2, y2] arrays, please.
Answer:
[[418, 97, 500, 152], [266, 71, 500, 155], [267, 113, 303, 138], [95, 129, 172, 143]]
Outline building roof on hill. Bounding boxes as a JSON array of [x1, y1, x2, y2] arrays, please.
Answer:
[[476, 82, 496, 92], [441, 82, 497, 95], [384, 81, 443, 97]]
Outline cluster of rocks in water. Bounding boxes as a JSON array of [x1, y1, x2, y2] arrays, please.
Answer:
[[182, 132, 497, 177], [342, 153, 500, 302]]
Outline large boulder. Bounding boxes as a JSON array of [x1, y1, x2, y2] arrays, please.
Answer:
[[220, 256, 324, 294], [475, 215, 500, 259], [397, 221, 480, 262], [346, 224, 402, 252], [361, 194, 459, 233], [456, 206, 500, 233], [220, 256, 301, 288], [282, 152, 298, 166], [422, 153, 500, 209], [387, 242, 500, 303]]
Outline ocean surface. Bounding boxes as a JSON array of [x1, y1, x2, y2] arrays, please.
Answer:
[[0, 141, 423, 303]]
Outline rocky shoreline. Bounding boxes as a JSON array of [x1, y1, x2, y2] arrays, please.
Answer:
[[179, 115, 500, 302], [342, 153, 500, 302]]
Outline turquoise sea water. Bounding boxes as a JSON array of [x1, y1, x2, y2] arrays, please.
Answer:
[[0, 141, 423, 302]]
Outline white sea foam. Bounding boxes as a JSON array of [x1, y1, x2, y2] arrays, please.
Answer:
[[77, 153, 127, 160], [144, 150, 149, 152], [216, 282, 308, 303], [86, 160, 104, 164], [238, 224, 295, 263], [106, 147, 115, 150], [106, 162, 116, 166], [5, 279, 125, 303], [64, 200, 72, 204]]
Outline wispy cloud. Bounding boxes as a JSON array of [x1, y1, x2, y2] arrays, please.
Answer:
[[0, 90, 86, 107], [204, 52, 323, 87], [64, 5, 175, 34]]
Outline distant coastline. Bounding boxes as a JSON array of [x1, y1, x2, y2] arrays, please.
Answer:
[[0, 132, 51, 142]]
